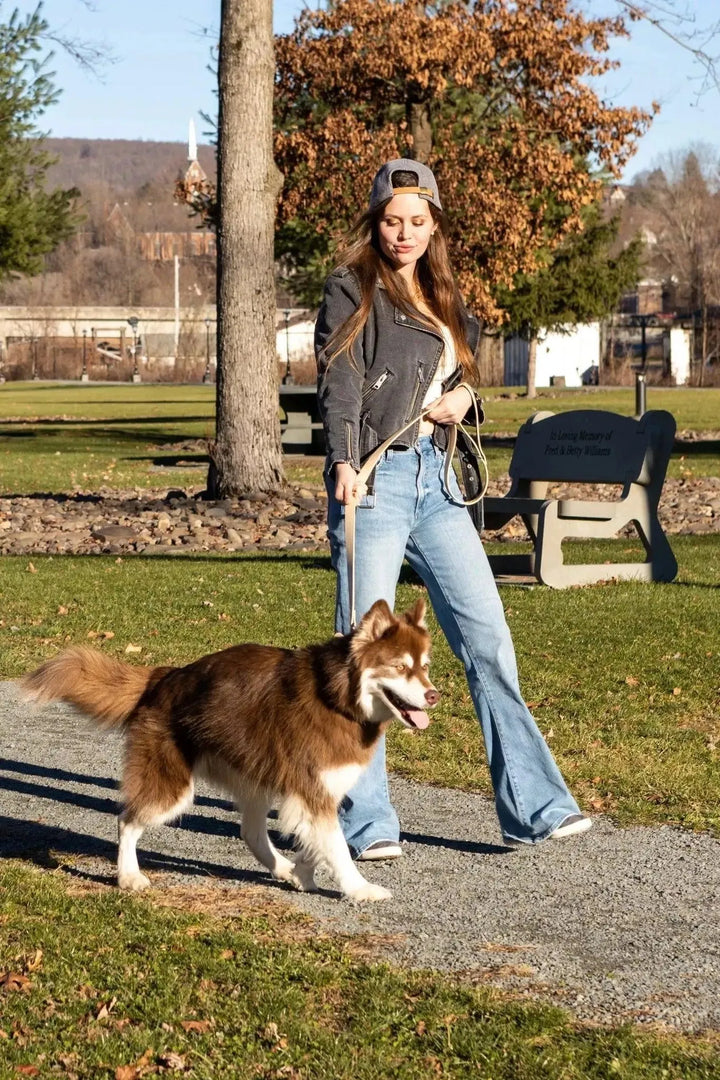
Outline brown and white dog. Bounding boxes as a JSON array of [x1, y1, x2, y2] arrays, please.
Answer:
[[21, 598, 438, 902]]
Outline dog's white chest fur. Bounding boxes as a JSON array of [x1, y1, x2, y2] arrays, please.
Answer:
[[320, 763, 363, 803]]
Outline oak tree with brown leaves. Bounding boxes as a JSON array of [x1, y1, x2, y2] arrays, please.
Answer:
[[274, 0, 653, 323]]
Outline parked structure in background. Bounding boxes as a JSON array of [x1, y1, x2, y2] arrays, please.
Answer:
[[0, 140, 718, 387]]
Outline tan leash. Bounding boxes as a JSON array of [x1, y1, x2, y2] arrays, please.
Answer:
[[345, 392, 488, 629]]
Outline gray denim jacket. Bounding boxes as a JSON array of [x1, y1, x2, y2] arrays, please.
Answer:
[[315, 267, 482, 471]]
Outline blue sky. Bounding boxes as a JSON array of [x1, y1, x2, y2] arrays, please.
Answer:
[[13, 0, 720, 181]]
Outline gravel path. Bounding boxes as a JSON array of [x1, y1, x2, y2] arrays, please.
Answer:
[[2, 681, 719, 1035]]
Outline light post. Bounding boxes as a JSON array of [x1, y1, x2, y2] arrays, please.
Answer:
[[81, 329, 89, 382], [127, 316, 141, 383], [31, 336, 39, 380], [202, 317, 212, 383], [629, 313, 656, 417], [282, 308, 293, 384]]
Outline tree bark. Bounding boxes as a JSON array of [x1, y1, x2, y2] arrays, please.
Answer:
[[526, 335, 537, 398], [406, 99, 432, 164], [210, 0, 284, 497]]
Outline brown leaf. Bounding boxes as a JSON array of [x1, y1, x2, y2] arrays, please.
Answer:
[[27, 562, 37, 574], [95, 995, 117, 1021], [0, 972, 32, 993], [57, 605, 69, 616], [625, 676, 639, 686], [180, 1020, 212, 1034], [672, 687, 682, 696], [125, 644, 142, 654], [25, 950, 43, 973], [15, 1067, 40, 1076], [115, 1049, 154, 1080], [157, 1052, 187, 1071]]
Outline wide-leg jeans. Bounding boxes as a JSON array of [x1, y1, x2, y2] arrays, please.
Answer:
[[326, 436, 581, 855]]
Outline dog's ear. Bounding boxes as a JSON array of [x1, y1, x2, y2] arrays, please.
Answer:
[[403, 597, 427, 629], [352, 599, 397, 648]]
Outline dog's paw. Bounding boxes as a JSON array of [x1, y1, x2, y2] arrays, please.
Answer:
[[290, 860, 318, 893], [346, 882, 393, 902], [118, 871, 151, 892], [273, 864, 317, 893]]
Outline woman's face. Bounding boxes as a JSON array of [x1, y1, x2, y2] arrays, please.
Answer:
[[377, 193, 436, 277]]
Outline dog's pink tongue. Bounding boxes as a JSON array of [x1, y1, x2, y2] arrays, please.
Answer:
[[406, 708, 430, 730]]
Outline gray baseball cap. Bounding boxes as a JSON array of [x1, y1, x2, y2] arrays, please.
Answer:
[[369, 158, 442, 212]]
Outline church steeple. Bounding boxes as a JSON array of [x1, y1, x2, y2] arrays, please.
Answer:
[[184, 117, 207, 186]]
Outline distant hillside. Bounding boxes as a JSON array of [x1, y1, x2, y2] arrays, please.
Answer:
[[43, 138, 216, 193]]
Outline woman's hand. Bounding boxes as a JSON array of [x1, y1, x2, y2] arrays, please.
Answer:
[[423, 385, 474, 425], [334, 462, 367, 506]]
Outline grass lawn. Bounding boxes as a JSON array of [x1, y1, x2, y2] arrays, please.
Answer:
[[2, 864, 719, 1080], [1, 383, 719, 493]]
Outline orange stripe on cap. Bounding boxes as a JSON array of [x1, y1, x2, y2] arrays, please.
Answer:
[[391, 186, 434, 198]]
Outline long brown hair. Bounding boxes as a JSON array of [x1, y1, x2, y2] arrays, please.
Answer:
[[327, 171, 477, 378]]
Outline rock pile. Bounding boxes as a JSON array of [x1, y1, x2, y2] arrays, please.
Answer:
[[0, 474, 717, 557]]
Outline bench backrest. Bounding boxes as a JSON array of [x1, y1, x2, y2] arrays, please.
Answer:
[[509, 409, 676, 487]]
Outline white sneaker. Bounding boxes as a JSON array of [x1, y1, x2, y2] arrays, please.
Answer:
[[356, 841, 403, 861], [503, 814, 592, 847], [550, 814, 592, 840]]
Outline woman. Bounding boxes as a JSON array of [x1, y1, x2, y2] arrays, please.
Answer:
[[314, 158, 590, 860]]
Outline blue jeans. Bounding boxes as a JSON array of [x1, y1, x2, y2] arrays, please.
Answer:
[[326, 436, 580, 855]]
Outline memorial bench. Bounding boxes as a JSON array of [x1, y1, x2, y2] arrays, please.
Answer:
[[482, 409, 678, 588], [279, 385, 325, 454]]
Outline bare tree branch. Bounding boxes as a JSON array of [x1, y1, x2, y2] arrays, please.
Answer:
[[42, 26, 116, 75], [613, 0, 720, 95]]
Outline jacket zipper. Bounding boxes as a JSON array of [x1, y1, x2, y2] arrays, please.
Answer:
[[344, 419, 353, 464], [408, 364, 425, 419], [361, 368, 391, 406]]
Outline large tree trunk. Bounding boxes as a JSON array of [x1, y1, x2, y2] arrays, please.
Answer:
[[526, 335, 537, 398], [209, 0, 284, 497]]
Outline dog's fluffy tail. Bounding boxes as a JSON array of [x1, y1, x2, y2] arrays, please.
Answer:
[[21, 647, 157, 728]]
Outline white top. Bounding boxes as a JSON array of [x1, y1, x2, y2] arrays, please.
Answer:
[[419, 322, 457, 434], [422, 323, 456, 407]]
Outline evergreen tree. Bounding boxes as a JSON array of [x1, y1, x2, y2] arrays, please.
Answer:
[[497, 204, 642, 335], [495, 201, 642, 395], [0, 5, 79, 281]]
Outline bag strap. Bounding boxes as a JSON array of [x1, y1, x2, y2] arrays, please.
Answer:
[[346, 392, 488, 628]]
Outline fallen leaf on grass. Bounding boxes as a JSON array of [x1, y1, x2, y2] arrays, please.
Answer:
[[27, 563, 37, 574], [0, 972, 32, 993], [25, 950, 43, 973], [672, 687, 682, 696], [95, 995, 118, 1021], [57, 605, 69, 616], [625, 676, 639, 686], [115, 1048, 154, 1080], [115, 1067, 139, 1080], [180, 1020, 212, 1034], [260, 1021, 288, 1050], [14, 1067, 39, 1076], [125, 644, 142, 654], [157, 1052, 187, 1071]]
